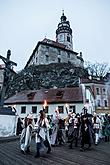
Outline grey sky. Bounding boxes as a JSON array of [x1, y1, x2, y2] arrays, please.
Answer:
[[0, 0, 110, 71]]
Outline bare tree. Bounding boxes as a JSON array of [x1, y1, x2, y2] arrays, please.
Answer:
[[85, 61, 110, 77]]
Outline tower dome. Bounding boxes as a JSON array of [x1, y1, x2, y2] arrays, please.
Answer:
[[56, 11, 73, 50]]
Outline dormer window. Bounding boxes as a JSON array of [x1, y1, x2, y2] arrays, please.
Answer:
[[27, 92, 36, 100], [56, 90, 64, 98]]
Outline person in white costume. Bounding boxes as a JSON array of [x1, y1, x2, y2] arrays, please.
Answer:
[[50, 108, 60, 146], [20, 114, 33, 154], [34, 110, 51, 158], [92, 113, 101, 145]]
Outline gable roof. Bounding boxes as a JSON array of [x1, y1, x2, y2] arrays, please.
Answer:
[[4, 87, 83, 105]]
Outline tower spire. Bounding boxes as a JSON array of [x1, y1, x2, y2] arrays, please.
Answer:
[[62, 9, 64, 16], [56, 11, 73, 50], [60, 10, 67, 22]]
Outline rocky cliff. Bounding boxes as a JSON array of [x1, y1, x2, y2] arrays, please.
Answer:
[[6, 63, 88, 98]]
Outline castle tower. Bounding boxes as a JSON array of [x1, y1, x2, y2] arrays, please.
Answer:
[[56, 11, 73, 50]]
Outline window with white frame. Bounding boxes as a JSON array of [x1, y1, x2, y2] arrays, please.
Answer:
[[21, 106, 26, 114]]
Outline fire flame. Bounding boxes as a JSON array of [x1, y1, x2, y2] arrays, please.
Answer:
[[43, 100, 47, 109]]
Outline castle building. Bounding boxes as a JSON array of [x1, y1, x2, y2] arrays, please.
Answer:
[[25, 11, 84, 68]]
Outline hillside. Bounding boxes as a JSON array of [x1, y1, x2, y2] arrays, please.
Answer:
[[5, 63, 88, 98]]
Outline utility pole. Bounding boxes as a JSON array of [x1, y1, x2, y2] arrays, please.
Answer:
[[0, 50, 17, 109]]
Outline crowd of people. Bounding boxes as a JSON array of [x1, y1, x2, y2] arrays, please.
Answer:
[[17, 107, 110, 158]]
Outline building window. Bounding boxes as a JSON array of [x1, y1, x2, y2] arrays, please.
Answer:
[[58, 106, 64, 114], [69, 105, 76, 113], [58, 58, 61, 63], [56, 90, 64, 99], [96, 88, 100, 95], [59, 34, 63, 41], [103, 88, 106, 94], [104, 100, 108, 107], [46, 55, 49, 62], [21, 106, 26, 114], [67, 52, 70, 58], [97, 100, 101, 107], [67, 36, 70, 42], [44, 106, 48, 113], [32, 106, 37, 113]]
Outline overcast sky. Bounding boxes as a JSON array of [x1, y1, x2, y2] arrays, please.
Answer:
[[0, 0, 110, 71]]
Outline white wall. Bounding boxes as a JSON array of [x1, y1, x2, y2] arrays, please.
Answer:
[[8, 103, 84, 119], [85, 89, 95, 113], [0, 115, 17, 137]]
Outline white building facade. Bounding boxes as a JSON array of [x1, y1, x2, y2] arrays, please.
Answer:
[[4, 87, 95, 119]]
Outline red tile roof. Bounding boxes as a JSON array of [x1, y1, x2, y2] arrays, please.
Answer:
[[4, 87, 83, 105]]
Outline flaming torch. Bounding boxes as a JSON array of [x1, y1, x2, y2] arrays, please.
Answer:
[[43, 99, 47, 111], [65, 103, 69, 114]]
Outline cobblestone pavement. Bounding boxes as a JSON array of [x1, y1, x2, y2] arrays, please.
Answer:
[[0, 137, 110, 165]]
